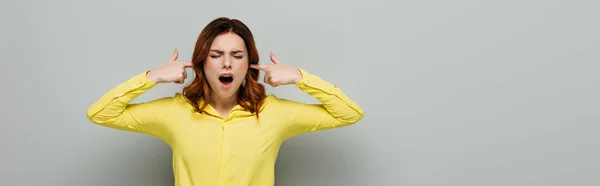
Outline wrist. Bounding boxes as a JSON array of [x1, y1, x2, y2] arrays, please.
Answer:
[[146, 70, 160, 83], [293, 69, 303, 83]]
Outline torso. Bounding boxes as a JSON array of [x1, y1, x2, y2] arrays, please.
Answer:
[[163, 94, 288, 186]]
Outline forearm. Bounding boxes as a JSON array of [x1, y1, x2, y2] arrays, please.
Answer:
[[86, 71, 157, 124], [294, 69, 364, 124]]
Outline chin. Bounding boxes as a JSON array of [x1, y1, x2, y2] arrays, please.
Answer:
[[213, 84, 242, 98], [215, 90, 237, 99]]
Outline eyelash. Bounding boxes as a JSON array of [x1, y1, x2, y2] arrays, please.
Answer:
[[210, 55, 243, 59]]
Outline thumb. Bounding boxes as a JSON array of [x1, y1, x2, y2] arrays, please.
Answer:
[[170, 49, 179, 61], [270, 52, 282, 64]]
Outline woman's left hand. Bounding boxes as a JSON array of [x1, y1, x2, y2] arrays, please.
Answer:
[[250, 52, 303, 87]]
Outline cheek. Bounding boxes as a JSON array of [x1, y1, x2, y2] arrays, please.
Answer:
[[203, 60, 220, 74], [235, 60, 249, 79], [203, 61, 219, 82]]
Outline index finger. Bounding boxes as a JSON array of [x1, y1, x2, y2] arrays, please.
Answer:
[[250, 64, 270, 71], [181, 61, 194, 68]]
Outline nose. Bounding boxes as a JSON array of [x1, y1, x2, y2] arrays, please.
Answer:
[[223, 56, 232, 69]]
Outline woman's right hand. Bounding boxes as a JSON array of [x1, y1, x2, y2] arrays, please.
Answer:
[[146, 49, 194, 84]]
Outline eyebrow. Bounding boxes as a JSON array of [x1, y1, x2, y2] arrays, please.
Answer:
[[209, 49, 245, 54]]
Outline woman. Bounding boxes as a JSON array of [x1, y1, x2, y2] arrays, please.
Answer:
[[86, 17, 364, 186]]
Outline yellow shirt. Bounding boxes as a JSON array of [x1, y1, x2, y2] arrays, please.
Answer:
[[86, 69, 364, 186]]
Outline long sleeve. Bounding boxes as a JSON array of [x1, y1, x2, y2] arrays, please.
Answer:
[[278, 69, 364, 138], [86, 71, 173, 139]]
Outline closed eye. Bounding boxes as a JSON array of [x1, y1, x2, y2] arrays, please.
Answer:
[[208, 49, 245, 59], [209, 55, 243, 59]]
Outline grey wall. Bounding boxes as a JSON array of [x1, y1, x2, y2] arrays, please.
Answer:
[[2, 0, 599, 185]]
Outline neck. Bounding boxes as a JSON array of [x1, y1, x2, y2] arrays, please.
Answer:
[[208, 91, 238, 114]]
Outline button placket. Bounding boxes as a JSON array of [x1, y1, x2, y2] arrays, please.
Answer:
[[217, 119, 231, 185]]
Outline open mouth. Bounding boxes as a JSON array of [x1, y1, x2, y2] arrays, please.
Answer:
[[218, 74, 234, 85]]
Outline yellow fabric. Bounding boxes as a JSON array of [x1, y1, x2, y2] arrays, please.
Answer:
[[86, 69, 364, 186]]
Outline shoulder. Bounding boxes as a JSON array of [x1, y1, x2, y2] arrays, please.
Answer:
[[173, 92, 187, 102], [263, 94, 284, 104], [262, 94, 304, 109], [172, 92, 197, 106], [154, 92, 195, 110]]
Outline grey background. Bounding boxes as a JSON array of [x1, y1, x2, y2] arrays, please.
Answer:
[[2, 0, 599, 185]]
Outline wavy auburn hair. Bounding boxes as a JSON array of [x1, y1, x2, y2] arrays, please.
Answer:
[[182, 17, 266, 116]]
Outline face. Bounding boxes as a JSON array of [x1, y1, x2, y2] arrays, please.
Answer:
[[203, 32, 249, 99]]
